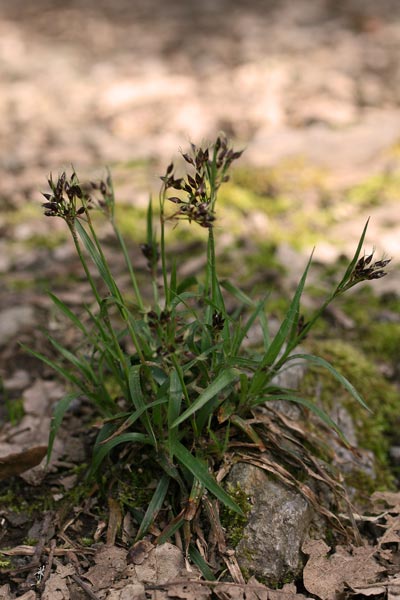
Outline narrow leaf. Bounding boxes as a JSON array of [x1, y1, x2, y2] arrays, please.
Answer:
[[135, 474, 170, 540], [286, 353, 371, 412], [89, 432, 153, 477], [48, 292, 88, 335], [75, 219, 115, 293], [48, 393, 78, 461], [171, 440, 243, 515], [220, 279, 255, 307], [259, 252, 313, 371], [171, 368, 239, 428]]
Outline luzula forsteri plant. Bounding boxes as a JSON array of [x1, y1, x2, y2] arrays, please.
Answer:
[[32, 137, 390, 571]]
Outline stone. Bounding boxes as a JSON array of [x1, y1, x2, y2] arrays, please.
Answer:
[[0, 305, 35, 346], [227, 462, 313, 583]]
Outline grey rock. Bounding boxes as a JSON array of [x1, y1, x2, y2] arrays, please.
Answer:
[[389, 446, 400, 465], [0, 305, 35, 346], [227, 462, 313, 583]]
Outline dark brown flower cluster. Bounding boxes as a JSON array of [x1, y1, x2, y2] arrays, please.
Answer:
[[161, 136, 243, 228], [90, 175, 114, 218], [348, 251, 391, 287], [42, 172, 90, 224], [42, 171, 116, 225]]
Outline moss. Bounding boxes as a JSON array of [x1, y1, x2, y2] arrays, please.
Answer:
[[23, 538, 38, 546], [232, 159, 329, 200], [0, 480, 56, 515], [117, 466, 159, 510], [300, 338, 398, 490], [360, 322, 400, 364], [220, 483, 252, 548], [333, 287, 400, 369], [80, 537, 94, 547], [0, 555, 11, 569], [346, 172, 400, 208], [5, 397, 24, 425], [113, 203, 148, 240]]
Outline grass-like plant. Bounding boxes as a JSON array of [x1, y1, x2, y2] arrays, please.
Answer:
[[30, 137, 390, 575]]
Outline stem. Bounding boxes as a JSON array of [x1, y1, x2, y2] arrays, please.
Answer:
[[69, 224, 102, 307], [69, 222, 131, 391], [159, 187, 169, 309], [112, 223, 145, 313]]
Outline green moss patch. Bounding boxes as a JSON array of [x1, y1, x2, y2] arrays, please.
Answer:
[[301, 338, 399, 490]]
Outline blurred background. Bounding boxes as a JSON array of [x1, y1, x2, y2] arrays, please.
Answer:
[[1, 0, 400, 366]]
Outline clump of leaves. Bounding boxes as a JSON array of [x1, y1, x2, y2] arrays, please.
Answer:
[[30, 136, 390, 576]]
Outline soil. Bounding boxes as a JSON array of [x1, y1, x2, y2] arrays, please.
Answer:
[[1, 0, 400, 597]]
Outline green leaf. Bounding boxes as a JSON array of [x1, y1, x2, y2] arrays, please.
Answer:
[[22, 345, 82, 389], [156, 512, 186, 545], [171, 440, 243, 515], [177, 275, 198, 295], [75, 219, 115, 293], [262, 393, 349, 444], [285, 353, 371, 412], [168, 368, 183, 431], [220, 279, 255, 307], [135, 474, 170, 540], [171, 368, 239, 428], [188, 545, 216, 580], [89, 432, 153, 477], [128, 365, 157, 446], [260, 252, 313, 370], [169, 260, 177, 297], [337, 219, 369, 290], [48, 335, 95, 382], [48, 393, 78, 461], [48, 292, 88, 335], [230, 296, 268, 356]]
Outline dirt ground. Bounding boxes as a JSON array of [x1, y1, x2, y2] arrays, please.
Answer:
[[1, 0, 400, 597]]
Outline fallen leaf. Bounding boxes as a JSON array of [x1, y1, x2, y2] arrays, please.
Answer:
[[348, 584, 387, 596], [302, 539, 386, 600], [84, 545, 127, 592], [106, 583, 146, 600], [0, 584, 13, 600], [42, 564, 74, 600], [378, 514, 400, 547], [372, 492, 400, 513], [127, 539, 154, 565], [107, 497, 123, 546], [165, 581, 211, 599], [0, 445, 47, 481]]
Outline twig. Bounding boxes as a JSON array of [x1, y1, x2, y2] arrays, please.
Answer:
[[24, 512, 54, 587], [70, 574, 101, 600], [144, 578, 282, 591], [38, 539, 56, 592]]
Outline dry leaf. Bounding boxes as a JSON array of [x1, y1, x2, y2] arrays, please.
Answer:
[[348, 584, 387, 596], [42, 564, 74, 600], [269, 582, 312, 600], [84, 545, 127, 592], [127, 539, 154, 565], [371, 492, 400, 512], [165, 581, 211, 599], [378, 514, 400, 547], [0, 585, 13, 600], [107, 583, 146, 600], [107, 497, 123, 546], [302, 539, 385, 600], [134, 543, 185, 584], [0, 445, 47, 481], [17, 593, 37, 600], [388, 575, 400, 600]]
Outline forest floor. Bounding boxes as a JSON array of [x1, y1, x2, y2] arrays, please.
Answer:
[[1, 0, 400, 598]]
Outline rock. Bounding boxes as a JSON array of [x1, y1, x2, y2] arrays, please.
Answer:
[[0, 305, 35, 346], [227, 462, 313, 584]]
